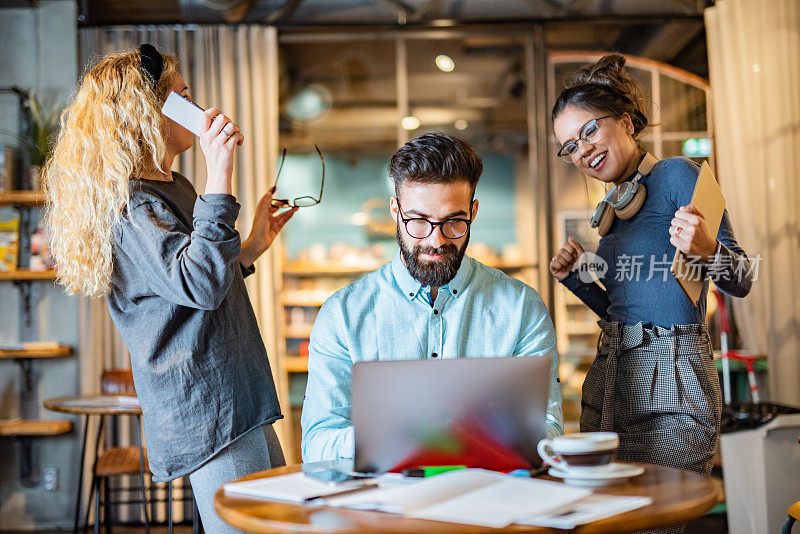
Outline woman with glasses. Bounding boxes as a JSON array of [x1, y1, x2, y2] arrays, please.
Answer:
[[44, 45, 296, 532], [548, 54, 753, 486]]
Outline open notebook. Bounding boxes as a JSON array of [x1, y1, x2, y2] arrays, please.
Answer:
[[224, 468, 654, 529], [225, 468, 590, 528]]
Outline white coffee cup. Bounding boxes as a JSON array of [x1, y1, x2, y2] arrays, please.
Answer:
[[537, 432, 619, 471]]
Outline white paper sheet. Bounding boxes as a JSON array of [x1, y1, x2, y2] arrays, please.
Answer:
[[517, 494, 652, 529], [223, 472, 371, 503], [326, 469, 591, 528]]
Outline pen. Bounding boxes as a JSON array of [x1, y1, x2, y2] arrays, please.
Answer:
[[529, 464, 551, 478], [303, 481, 379, 502], [401, 465, 468, 478]]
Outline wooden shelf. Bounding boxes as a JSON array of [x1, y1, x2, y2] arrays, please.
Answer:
[[282, 297, 328, 307], [0, 419, 72, 437], [0, 191, 45, 206], [284, 356, 309, 373], [285, 326, 313, 339], [283, 261, 382, 277], [566, 322, 600, 335], [0, 269, 56, 281], [482, 261, 537, 271], [283, 260, 535, 276], [0, 344, 72, 359]]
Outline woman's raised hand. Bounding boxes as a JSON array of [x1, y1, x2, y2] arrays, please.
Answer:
[[549, 237, 585, 281], [199, 108, 244, 195]]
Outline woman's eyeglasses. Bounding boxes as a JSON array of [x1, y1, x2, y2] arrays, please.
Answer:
[[556, 115, 613, 162], [271, 145, 324, 208]]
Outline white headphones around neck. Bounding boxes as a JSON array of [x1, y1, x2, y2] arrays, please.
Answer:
[[589, 152, 659, 237]]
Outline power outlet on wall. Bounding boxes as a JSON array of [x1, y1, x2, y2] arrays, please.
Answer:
[[42, 467, 58, 491]]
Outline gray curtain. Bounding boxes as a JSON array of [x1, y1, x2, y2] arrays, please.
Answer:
[[705, 0, 800, 405]]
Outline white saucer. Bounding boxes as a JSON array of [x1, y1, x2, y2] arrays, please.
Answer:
[[548, 462, 645, 487]]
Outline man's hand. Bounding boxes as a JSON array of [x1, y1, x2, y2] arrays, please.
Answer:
[[670, 204, 718, 262], [240, 186, 298, 268], [550, 237, 584, 281]]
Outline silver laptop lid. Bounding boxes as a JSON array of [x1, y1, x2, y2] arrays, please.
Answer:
[[352, 356, 551, 473]]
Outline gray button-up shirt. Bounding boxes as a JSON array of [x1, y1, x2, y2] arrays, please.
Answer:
[[108, 174, 282, 481], [301, 251, 563, 463]]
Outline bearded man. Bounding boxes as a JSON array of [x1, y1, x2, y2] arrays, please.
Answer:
[[300, 133, 563, 462]]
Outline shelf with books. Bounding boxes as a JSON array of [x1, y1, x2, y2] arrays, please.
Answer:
[[0, 178, 72, 481]]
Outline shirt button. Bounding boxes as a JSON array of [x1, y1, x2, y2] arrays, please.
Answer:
[[409, 292, 414, 297], [453, 289, 458, 294], [433, 309, 438, 315], [431, 352, 438, 358]]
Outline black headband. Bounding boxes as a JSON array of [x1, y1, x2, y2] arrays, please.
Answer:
[[139, 43, 163, 89]]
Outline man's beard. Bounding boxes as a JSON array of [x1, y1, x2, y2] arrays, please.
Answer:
[[397, 226, 469, 287]]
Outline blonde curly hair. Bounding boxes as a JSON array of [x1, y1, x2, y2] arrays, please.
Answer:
[[44, 49, 178, 297]]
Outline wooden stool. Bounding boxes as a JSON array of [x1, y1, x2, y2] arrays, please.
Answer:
[[89, 369, 152, 534]]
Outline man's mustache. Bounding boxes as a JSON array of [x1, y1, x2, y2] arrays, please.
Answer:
[[414, 244, 458, 257]]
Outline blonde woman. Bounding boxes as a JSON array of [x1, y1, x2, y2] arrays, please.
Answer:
[[44, 44, 296, 531]]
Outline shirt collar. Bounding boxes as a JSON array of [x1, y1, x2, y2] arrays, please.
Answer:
[[391, 250, 474, 301]]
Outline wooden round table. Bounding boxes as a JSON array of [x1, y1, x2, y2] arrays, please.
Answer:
[[44, 395, 142, 416], [214, 463, 719, 533], [44, 395, 144, 534]]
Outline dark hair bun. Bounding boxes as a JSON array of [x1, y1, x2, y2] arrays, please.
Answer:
[[553, 53, 649, 136]]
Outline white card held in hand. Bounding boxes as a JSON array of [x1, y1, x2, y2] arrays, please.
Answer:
[[162, 91, 205, 136]]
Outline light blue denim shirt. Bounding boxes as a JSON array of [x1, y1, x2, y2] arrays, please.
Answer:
[[301, 251, 564, 463]]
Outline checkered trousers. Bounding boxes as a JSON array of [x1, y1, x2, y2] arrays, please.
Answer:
[[580, 320, 722, 478]]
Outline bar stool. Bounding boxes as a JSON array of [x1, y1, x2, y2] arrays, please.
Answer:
[[90, 370, 195, 533]]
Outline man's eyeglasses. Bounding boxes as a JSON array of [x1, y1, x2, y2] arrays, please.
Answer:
[[556, 115, 613, 162], [397, 201, 472, 240], [271, 145, 324, 208]]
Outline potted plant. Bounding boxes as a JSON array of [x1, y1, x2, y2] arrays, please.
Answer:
[[22, 93, 61, 190], [0, 91, 61, 190]]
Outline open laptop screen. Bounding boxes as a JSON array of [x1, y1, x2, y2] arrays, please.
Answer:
[[352, 356, 551, 473]]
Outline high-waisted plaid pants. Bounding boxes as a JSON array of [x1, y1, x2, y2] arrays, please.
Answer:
[[581, 321, 722, 477]]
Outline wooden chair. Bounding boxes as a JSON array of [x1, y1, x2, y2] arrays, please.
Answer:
[[91, 370, 197, 533]]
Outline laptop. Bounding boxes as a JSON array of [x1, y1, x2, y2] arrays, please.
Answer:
[[351, 356, 552, 473]]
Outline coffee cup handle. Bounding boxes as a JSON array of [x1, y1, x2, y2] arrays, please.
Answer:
[[537, 438, 561, 467]]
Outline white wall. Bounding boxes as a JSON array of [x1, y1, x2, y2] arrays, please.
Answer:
[[0, 1, 80, 529]]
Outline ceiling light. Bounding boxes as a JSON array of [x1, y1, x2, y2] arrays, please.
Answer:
[[435, 55, 455, 73], [286, 84, 332, 123], [454, 119, 468, 131], [401, 116, 421, 130]]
